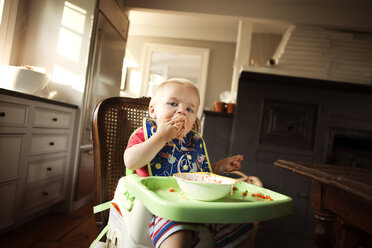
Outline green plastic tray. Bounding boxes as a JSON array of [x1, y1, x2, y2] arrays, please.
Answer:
[[123, 174, 293, 223]]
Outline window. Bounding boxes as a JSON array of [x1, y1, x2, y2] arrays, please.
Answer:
[[0, 0, 5, 25], [0, 0, 18, 64]]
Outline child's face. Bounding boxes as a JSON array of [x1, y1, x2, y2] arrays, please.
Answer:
[[150, 83, 199, 137]]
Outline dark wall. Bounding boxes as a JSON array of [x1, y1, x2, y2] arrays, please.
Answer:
[[228, 71, 372, 232], [202, 111, 234, 163]]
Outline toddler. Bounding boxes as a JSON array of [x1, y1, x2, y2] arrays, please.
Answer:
[[124, 78, 253, 248]]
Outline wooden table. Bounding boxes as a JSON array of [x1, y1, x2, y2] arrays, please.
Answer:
[[274, 160, 372, 248]]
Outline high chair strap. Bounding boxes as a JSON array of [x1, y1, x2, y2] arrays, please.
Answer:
[[93, 201, 112, 214], [126, 168, 135, 175], [89, 224, 110, 248]]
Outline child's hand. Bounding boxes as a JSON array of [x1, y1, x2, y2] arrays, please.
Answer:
[[172, 115, 187, 139], [213, 155, 243, 174], [156, 116, 185, 142]]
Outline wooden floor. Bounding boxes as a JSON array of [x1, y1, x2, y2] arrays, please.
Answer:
[[0, 201, 315, 248], [0, 202, 98, 248]]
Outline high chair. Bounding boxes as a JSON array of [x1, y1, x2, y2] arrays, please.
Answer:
[[91, 96, 216, 247], [91, 96, 288, 248]]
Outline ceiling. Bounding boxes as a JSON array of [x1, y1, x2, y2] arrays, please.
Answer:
[[128, 10, 290, 43]]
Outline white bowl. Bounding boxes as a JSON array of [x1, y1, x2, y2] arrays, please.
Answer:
[[0, 65, 49, 94], [173, 172, 237, 201]]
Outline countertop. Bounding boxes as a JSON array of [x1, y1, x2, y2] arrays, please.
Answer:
[[0, 88, 78, 109]]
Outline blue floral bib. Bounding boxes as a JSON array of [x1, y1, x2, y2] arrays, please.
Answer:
[[143, 118, 211, 176]]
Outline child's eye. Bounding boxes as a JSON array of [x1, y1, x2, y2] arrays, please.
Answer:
[[168, 102, 177, 107], [186, 107, 194, 113]]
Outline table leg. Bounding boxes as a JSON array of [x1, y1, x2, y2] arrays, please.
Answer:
[[313, 209, 336, 248]]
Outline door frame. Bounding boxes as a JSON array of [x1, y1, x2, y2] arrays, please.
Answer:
[[140, 43, 210, 118]]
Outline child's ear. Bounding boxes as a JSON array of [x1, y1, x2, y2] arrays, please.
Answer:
[[149, 104, 156, 118]]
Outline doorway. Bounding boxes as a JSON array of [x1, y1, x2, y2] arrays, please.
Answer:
[[140, 43, 209, 118]]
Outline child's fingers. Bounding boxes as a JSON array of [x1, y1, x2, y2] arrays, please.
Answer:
[[174, 122, 183, 130], [233, 154, 244, 161], [166, 119, 182, 129], [174, 117, 186, 126], [229, 160, 241, 171], [233, 163, 241, 170]]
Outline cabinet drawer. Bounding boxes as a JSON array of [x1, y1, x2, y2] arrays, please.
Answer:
[[0, 135, 22, 182], [260, 100, 317, 149], [27, 157, 65, 183], [0, 182, 16, 229], [30, 134, 69, 155], [33, 108, 72, 129], [24, 180, 62, 210], [0, 101, 28, 127]]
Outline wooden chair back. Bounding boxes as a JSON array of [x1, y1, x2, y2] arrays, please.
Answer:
[[91, 96, 150, 232]]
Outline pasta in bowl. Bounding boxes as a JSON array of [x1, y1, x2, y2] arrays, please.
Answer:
[[173, 172, 238, 201]]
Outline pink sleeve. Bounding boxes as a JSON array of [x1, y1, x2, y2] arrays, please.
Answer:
[[126, 128, 149, 177], [126, 128, 145, 149]]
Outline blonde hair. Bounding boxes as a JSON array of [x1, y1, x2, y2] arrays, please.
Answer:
[[149, 78, 200, 108]]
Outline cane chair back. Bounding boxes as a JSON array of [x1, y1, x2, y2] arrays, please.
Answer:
[[92, 96, 150, 233]]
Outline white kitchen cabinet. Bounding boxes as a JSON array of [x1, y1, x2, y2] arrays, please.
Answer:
[[0, 89, 77, 229], [0, 101, 28, 127], [0, 182, 17, 229], [27, 157, 65, 183], [23, 180, 63, 211], [30, 134, 69, 155], [33, 107, 72, 129], [0, 135, 23, 182]]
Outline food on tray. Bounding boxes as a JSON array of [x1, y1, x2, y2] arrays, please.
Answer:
[[232, 186, 274, 201], [251, 192, 274, 201]]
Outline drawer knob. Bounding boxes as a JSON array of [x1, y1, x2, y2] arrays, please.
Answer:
[[46, 167, 52, 171], [0, 112, 5, 117], [43, 192, 49, 196], [49, 141, 55, 146], [52, 117, 58, 122]]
